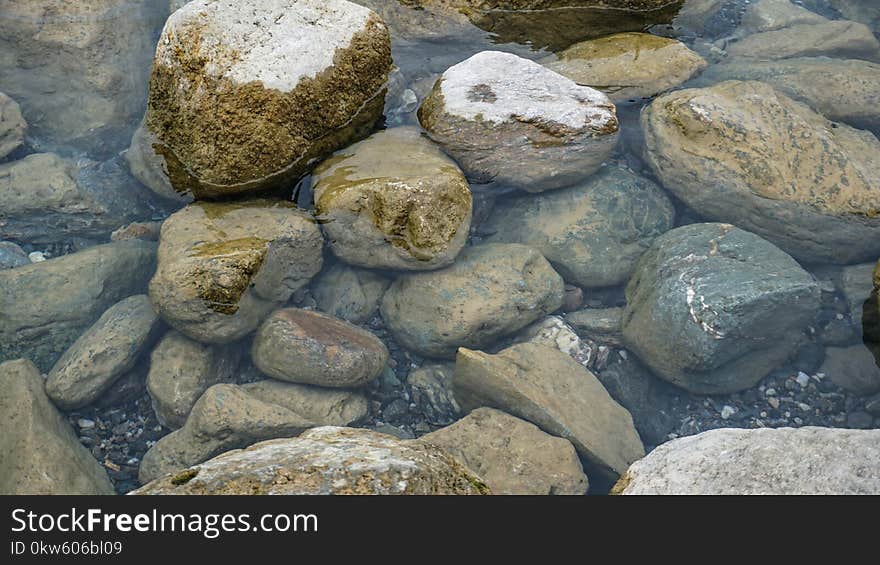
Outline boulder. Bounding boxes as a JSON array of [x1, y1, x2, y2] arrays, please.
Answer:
[[134, 427, 488, 495], [252, 308, 388, 388], [737, 0, 826, 34], [642, 80, 880, 264], [614, 427, 880, 494], [146, 331, 241, 429], [454, 342, 644, 479], [381, 243, 565, 358], [138, 382, 368, 484], [0, 240, 157, 371], [311, 262, 390, 324], [821, 345, 880, 395], [0, 92, 26, 159], [143, 0, 392, 199], [0, 0, 165, 155], [726, 20, 880, 61], [543, 33, 707, 104], [0, 241, 29, 270], [0, 359, 114, 495], [483, 166, 675, 288], [419, 51, 618, 193], [0, 153, 160, 245], [313, 127, 472, 270], [621, 223, 821, 394], [45, 295, 162, 410], [148, 201, 323, 343], [421, 407, 589, 495]]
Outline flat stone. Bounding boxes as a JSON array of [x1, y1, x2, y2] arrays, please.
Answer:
[[726, 20, 880, 61]]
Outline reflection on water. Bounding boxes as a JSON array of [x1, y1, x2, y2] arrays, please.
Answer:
[[1, 0, 879, 495]]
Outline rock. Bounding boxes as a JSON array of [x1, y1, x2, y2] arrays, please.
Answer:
[[94, 364, 148, 410], [822, 0, 880, 31], [0, 240, 157, 371], [311, 262, 390, 324], [0, 241, 29, 270], [454, 342, 644, 479], [148, 201, 323, 343], [111, 221, 163, 243], [565, 307, 624, 346], [252, 308, 388, 388], [45, 295, 162, 410], [146, 331, 241, 429], [821, 345, 880, 395], [138, 382, 369, 484], [621, 223, 821, 394], [543, 33, 707, 104], [726, 20, 880, 61], [614, 427, 880, 494], [0, 1, 165, 155], [125, 119, 189, 203], [840, 262, 876, 326], [381, 243, 565, 358], [143, 0, 392, 199], [420, 407, 588, 495], [597, 354, 678, 446], [562, 284, 584, 311], [0, 153, 160, 246], [642, 80, 880, 264], [419, 51, 618, 193], [694, 57, 880, 134], [738, 0, 827, 35], [349, 0, 471, 40], [0, 92, 26, 159], [134, 427, 488, 495], [673, 0, 726, 32], [407, 364, 460, 426], [483, 166, 674, 288], [313, 127, 472, 270], [0, 359, 114, 495], [27, 252, 45, 263], [865, 393, 880, 416], [514, 316, 599, 370]]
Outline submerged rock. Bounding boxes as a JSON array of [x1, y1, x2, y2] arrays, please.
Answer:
[[146, 331, 241, 430], [737, 0, 827, 35], [0, 93, 26, 159], [381, 243, 565, 358], [483, 166, 675, 288], [0, 241, 29, 270], [252, 308, 389, 388], [148, 201, 323, 344], [454, 342, 644, 479], [134, 427, 488, 495], [821, 345, 880, 395], [543, 33, 707, 104], [419, 51, 618, 193], [420, 407, 589, 495], [311, 262, 390, 324], [0, 240, 157, 371], [313, 127, 472, 271], [45, 295, 162, 410], [0, 359, 114, 495], [565, 307, 624, 347], [406, 364, 460, 426], [138, 382, 368, 484], [143, 0, 392, 199], [614, 427, 880, 495], [726, 20, 880, 61], [621, 223, 821, 395], [642, 80, 880, 264]]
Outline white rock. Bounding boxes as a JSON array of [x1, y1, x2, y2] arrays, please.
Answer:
[[720, 405, 736, 419], [796, 372, 811, 387], [27, 252, 46, 263]]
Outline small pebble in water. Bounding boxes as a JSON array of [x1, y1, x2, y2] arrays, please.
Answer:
[[77, 418, 95, 429], [720, 405, 736, 420], [28, 251, 46, 263], [765, 388, 777, 396], [796, 372, 810, 388]]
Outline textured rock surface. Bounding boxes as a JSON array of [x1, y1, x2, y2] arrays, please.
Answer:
[[143, 0, 392, 198], [407, 364, 460, 426], [311, 262, 390, 324], [252, 308, 388, 388], [454, 343, 644, 479], [420, 407, 589, 495], [146, 331, 241, 429], [419, 51, 618, 193], [45, 295, 161, 410], [565, 307, 624, 346], [0, 92, 26, 159], [148, 201, 323, 344], [621, 223, 820, 394], [381, 244, 565, 358], [642, 80, 880, 264], [0, 240, 157, 371], [513, 316, 599, 370], [483, 166, 675, 288], [821, 345, 880, 395], [726, 20, 880, 61], [0, 241, 29, 270], [738, 0, 826, 34], [138, 382, 368, 484], [543, 33, 707, 103], [614, 427, 880, 494], [134, 427, 488, 495], [0, 359, 114, 495]]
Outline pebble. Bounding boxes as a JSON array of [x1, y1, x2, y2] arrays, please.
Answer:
[[768, 397, 780, 409], [28, 251, 46, 263], [798, 402, 811, 412], [796, 372, 811, 388], [77, 418, 95, 429], [765, 388, 777, 396], [720, 405, 736, 420]]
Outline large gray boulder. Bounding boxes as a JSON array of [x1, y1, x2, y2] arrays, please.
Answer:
[[621, 223, 821, 394], [642, 80, 880, 264], [0, 240, 157, 371], [0, 359, 114, 495], [141, 0, 392, 199], [381, 243, 565, 358], [614, 427, 880, 495]]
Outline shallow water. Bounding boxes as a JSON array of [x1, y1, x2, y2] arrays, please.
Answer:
[[1, 0, 879, 494]]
